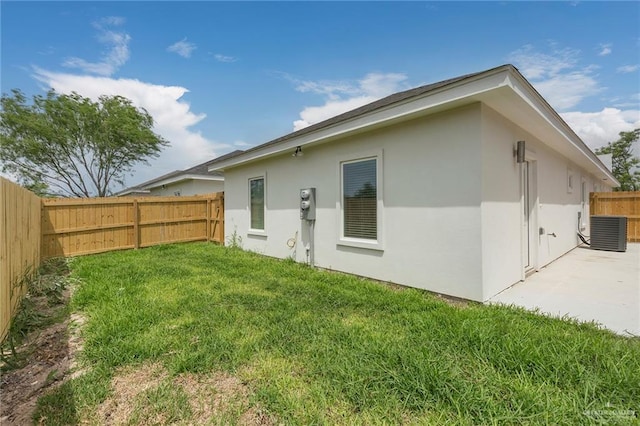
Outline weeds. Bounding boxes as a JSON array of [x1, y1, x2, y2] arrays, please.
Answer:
[[0, 258, 70, 371], [226, 226, 243, 249]]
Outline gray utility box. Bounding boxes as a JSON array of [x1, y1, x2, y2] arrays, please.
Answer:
[[590, 215, 627, 252]]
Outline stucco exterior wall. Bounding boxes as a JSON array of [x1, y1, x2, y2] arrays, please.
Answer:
[[223, 101, 614, 302], [224, 104, 486, 300], [479, 105, 523, 301], [480, 105, 614, 300], [148, 179, 224, 196]]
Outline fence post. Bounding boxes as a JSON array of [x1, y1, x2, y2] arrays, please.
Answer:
[[220, 193, 225, 244], [206, 198, 212, 242], [133, 199, 140, 249]]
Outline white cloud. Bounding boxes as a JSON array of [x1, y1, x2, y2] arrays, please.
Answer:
[[232, 140, 253, 148], [509, 44, 579, 79], [214, 54, 237, 63], [617, 64, 639, 74], [562, 108, 640, 150], [598, 43, 612, 56], [290, 72, 410, 131], [38, 46, 55, 56], [167, 38, 196, 58], [534, 72, 601, 110], [508, 43, 639, 153], [100, 16, 125, 26], [32, 68, 228, 188], [508, 44, 601, 111], [63, 17, 130, 76]]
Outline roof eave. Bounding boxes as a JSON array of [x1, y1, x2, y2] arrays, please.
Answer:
[[115, 188, 151, 196], [209, 65, 514, 172], [505, 71, 619, 186], [143, 174, 224, 190], [209, 64, 618, 187]]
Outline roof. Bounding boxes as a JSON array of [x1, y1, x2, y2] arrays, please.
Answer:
[[116, 150, 243, 196], [207, 67, 493, 168], [208, 64, 617, 186]]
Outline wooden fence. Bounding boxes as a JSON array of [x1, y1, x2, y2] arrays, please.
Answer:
[[590, 191, 640, 242], [41, 193, 224, 258], [1, 178, 42, 342]]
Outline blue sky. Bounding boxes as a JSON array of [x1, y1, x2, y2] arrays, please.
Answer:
[[2, 1, 639, 189]]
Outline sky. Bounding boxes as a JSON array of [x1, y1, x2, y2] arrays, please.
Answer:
[[2, 1, 639, 191]]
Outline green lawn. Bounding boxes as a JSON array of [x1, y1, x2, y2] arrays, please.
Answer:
[[35, 243, 639, 425]]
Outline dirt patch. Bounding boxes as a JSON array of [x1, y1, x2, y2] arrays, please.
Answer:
[[176, 371, 273, 425], [0, 261, 86, 426], [96, 363, 169, 424], [0, 308, 85, 425], [96, 362, 275, 425], [436, 293, 473, 309]]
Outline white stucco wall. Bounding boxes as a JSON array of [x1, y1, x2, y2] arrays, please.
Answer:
[[148, 179, 224, 196], [480, 105, 614, 300], [479, 105, 523, 301], [223, 102, 614, 302], [224, 104, 486, 300]]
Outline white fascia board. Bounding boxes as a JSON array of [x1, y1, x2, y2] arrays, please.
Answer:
[[505, 72, 619, 185], [209, 69, 512, 172], [144, 174, 224, 190], [116, 189, 151, 196]]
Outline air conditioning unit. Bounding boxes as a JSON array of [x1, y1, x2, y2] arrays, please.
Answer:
[[590, 215, 627, 252]]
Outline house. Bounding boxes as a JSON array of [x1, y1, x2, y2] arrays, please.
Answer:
[[117, 151, 242, 197], [208, 64, 617, 302]]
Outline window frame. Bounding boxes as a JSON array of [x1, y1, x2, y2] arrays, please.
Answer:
[[248, 174, 266, 235], [567, 167, 574, 194], [337, 149, 384, 251]]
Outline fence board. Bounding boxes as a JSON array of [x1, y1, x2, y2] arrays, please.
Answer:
[[590, 191, 640, 242], [0, 178, 42, 342], [41, 193, 224, 258]]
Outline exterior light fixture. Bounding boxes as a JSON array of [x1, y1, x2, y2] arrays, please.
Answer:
[[516, 140, 525, 163], [292, 146, 303, 157]]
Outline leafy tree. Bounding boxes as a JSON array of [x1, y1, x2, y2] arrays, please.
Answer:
[[595, 128, 640, 191], [0, 89, 168, 197], [354, 182, 376, 198]]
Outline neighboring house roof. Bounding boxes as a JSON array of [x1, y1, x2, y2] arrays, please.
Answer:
[[116, 150, 243, 196], [208, 64, 618, 186]]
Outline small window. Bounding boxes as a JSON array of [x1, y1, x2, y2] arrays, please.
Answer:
[[342, 158, 377, 240], [567, 168, 574, 193], [249, 177, 265, 230]]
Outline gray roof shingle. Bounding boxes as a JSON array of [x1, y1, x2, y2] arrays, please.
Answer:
[[120, 149, 244, 193], [207, 64, 515, 167]]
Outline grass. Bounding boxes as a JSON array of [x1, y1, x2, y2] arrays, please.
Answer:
[[35, 242, 639, 425]]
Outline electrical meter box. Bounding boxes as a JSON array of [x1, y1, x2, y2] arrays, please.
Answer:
[[300, 188, 316, 220]]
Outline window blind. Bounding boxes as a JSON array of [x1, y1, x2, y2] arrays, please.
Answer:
[[343, 159, 377, 239]]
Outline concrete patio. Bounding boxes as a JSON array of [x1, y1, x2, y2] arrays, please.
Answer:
[[488, 243, 640, 337]]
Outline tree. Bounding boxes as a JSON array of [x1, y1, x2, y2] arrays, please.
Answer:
[[0, 89, 168, 197], [595, 129, 640, 191], [354, 182, 376, 198]]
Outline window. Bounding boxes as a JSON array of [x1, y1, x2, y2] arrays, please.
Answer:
[[249, 177, 265, 230], [342, 158, 377, 240], [567, 168, 574, 193]]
